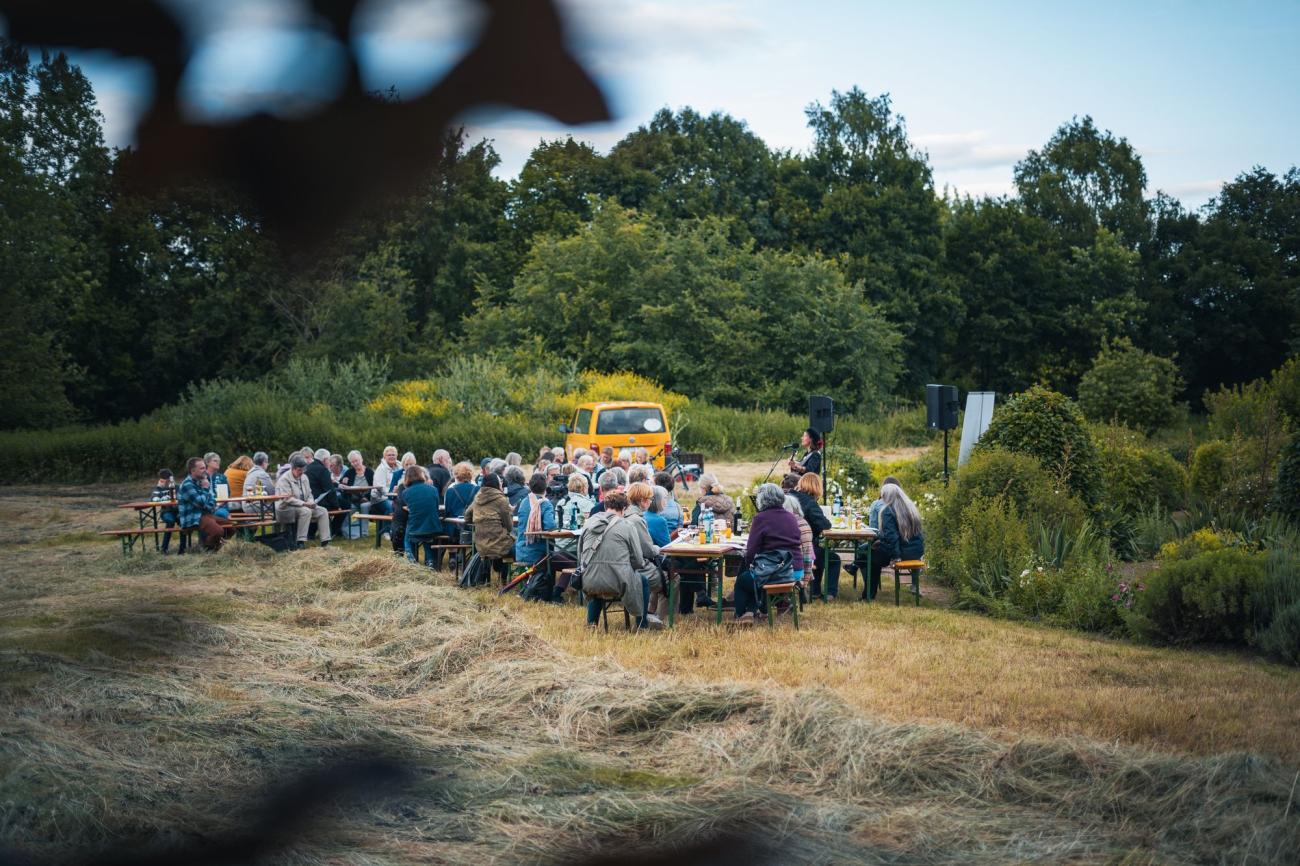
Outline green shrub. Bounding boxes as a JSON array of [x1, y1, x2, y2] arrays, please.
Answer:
[[1077, 339, 1184, 434], [1258, 602, 1300, 665], [826, 447, 873, 499], [1051, 561, 1126, 635], [1095, 425, 1187, 516], [1126, 548, 1268, 645], [1272, 436, 1300, 521], [1189, 440, 1230, 502], [942, 496, 1033, 612], [1132, 506, 1180, 560], [979, 386, 1102, 507], [954, 447, 1087, 532]]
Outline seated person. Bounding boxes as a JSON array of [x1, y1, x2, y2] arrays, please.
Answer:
[[792, 472, 832, 599], [503, 465, 529, 510], [401, 465, 444, 566], [306, 448, 342, 534], [514, 473, 557, 567], [275, 455, 331, 550], [242, 452, 274, 498], [734, 483, 802, 625], [224, 456, 253, 513], [204, 452, 232, 519], [442, 462, 478, 519], [625, 482, 667, 618], [548, 473, 595, 603], [689, 473, 735, 528], [150, 469, 179, 553], [577, 492, 663, 630], [865, 482, 925, 600], [371, 446, 401, 516], [179, 457, 233, 551], [464, 474, 515, 583], [845, 475, 900, 582], [653, 471, 683, 532], [782, 495, 815, 591]]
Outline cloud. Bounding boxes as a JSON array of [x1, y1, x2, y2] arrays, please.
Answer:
[[1159, 178, 1223, 199], [913, 129, 1025, 171], [560, 0, 765, 72]]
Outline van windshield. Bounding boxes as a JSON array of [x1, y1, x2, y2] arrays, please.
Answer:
[[596, 408, 665, 435]]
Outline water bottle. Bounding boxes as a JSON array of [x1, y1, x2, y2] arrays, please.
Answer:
[[702, 509, 715, 544], [832, 493, 843, 517]]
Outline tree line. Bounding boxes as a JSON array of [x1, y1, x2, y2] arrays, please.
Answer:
[[2, 43, 1297, 430]]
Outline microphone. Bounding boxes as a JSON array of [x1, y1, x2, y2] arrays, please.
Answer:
[[781, 442, 800, 450]]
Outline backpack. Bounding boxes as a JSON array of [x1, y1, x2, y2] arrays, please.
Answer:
[[459, 552, 487, 588], [750, 549, 794, 585]]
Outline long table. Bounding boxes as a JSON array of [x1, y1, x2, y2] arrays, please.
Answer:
[[117, 494, 289, 549], [821, 527, 878, 599], [661, 536, 747, 626]]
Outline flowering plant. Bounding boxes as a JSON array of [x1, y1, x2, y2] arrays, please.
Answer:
[[1109, 566, 1145, 610]]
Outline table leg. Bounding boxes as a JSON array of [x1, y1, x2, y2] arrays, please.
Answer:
[[667, 562, 678, 629], [715, 558, 723, 626], [821, 537, 831, 602]]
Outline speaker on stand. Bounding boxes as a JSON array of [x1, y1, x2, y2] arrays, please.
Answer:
[[926, 384, 960, 486], [809, 396, 834, 503]]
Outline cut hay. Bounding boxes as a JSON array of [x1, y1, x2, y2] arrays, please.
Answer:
[[2, 543, 1298, 865]]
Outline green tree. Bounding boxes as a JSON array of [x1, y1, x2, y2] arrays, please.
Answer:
[[1177, 168, 1300, 398], [464, 201, 900, 412], [1077, 339, 1183, 433], [603, 107, 782, 246], [1014, 115, 1149, 249], [784, 88, 961, 392], [508, 137, 606, 242]]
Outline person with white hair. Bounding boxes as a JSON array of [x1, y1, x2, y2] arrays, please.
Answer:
[[426, 449, 453, 492], [864, 482, 925, 601], [503, 465, 529, 509], [305, 447, 338, 515], [627, 464, 652, 486], [275, 455, 331, 549], [733, 483, 802, 625], [371, 446, 400, 515], [782, 494, 815, 588]]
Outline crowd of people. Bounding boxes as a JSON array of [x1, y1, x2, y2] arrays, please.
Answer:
[[146, 428, 925, 629]]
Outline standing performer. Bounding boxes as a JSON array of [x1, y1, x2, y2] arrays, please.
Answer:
[[788, 428, 824, 476]]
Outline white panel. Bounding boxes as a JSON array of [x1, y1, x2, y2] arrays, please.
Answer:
[[958, 392, 997, 466]]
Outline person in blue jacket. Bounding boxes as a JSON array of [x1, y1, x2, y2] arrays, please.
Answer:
[[442, 461, 478, 519], [402, 466, 444, 567], [514, 473, 557, 566], [865, 482, 925, 600]]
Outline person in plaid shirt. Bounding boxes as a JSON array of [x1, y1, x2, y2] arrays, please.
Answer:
[[178, 457, 233, 550]]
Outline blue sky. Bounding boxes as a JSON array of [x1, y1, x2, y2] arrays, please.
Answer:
[[17, 0, 1300, 207]]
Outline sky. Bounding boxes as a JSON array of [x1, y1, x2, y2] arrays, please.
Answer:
[[13, 0, 1300, 208]]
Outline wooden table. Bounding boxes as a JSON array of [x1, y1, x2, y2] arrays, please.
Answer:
[[661, 536, 747, 626], [821, 527, 878, 599], [116, 494, 287, 548]]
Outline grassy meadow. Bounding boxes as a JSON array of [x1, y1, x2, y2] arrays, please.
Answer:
[[2, 480, 1299, 864]]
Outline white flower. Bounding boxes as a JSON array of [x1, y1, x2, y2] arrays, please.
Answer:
[[1020, 569, 1030, 578], [1036, 566, 1044, 573]]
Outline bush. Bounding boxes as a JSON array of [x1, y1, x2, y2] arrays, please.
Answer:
[[979, 386, 1102, 507], [826, 447, 874, 500], [1126, 548, 1268, 645], [942, 496, 1033, 612], [1078, 339, 1184, 433], [953, 447, 1087, 532], [1272, 436, 1300, 521], [1258, 602, 1300, 665], [1132, 506, 1180, 560], [1189, 440, 1230, 502], [1095, 425, 1187, 516]]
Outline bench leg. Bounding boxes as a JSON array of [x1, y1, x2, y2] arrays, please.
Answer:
[[894, 569, 901, 606], [667, 571, 678, 629], [913, 570, 921, 606], [767, 598, 776, 628], [791, 590, 800, 630]]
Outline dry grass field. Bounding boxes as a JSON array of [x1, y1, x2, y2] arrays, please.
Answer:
[[2, 481, 1299, 864]]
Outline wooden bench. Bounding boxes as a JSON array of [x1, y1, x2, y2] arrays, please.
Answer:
[[100, 519, 277, 554], [352, 513, 393, 548], [890, 559, 925, 606], [762, 582, 801, 629], [587, 592, 632, 632]]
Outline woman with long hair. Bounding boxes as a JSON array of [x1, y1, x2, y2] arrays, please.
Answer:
[[865, 482, 925, 600]]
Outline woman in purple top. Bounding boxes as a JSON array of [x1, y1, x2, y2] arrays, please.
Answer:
[[735, 482, 804, 624]]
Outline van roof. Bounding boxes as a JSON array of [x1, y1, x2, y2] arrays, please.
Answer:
[[574, 401, 665, 411]]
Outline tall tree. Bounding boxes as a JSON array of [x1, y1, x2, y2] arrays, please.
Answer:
[[784, 88, 961, 392], [603, 108, 782, 246], [1014, 116, 1149, 249], [508, 136, 606, 243]]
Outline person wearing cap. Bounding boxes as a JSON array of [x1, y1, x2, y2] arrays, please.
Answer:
[[275, 455, 331, 549], [788, 428, 823, 476]]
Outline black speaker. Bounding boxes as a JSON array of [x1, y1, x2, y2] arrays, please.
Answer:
[[926, 384, 959, 430], [809, 395, 834, 435]]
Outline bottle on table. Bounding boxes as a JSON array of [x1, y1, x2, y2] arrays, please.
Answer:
[[832, 493, 842, 517], [702, 510, 715, 544]]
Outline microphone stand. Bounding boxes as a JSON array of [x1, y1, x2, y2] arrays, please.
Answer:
[[761, 446, 795, 487]]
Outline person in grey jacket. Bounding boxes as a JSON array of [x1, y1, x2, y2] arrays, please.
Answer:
[[275, 455, 331, 549], [242, 452, 275, 498], [577, 492, 664, 630]]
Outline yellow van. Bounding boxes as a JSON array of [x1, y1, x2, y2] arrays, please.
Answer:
[[561, 401, 673, 468]]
